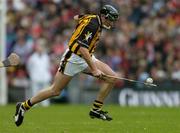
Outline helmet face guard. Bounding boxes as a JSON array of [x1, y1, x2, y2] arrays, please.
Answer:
[[100, 5, 119, 22]]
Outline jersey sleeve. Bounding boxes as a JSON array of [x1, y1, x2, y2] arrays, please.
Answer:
[[76, 19, 99, 49]]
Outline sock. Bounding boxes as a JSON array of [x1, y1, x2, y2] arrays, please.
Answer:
[[92, 100, 103, 111], [22, 99, 33, 111]]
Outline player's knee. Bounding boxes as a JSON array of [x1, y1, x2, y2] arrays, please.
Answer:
[[51, 89, 60, 97], [52, 90, 60, 97], [50, 84, 61, 97], [111, 72, 118, 84]]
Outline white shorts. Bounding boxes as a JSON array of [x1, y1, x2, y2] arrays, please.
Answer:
[[58, 49, 97, 76]]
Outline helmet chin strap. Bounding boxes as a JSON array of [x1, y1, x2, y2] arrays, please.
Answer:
[[101, 14, 112, 29], [102, 24, 111, 29]]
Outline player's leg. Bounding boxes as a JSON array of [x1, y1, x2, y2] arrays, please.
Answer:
[[94, 59, 117, 102], [14, 71, 72, 126], [89, 59, 118, 121], [40, 82, 51, 107], [30, 72, 72, 105]]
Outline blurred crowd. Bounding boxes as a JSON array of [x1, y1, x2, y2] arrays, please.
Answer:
[[6, 0, 180, 90]]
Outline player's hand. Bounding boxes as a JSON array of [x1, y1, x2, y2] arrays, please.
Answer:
[[91, 69, 103, 78]]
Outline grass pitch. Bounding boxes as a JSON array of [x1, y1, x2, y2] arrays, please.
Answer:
[[0, 104, 180, 133]]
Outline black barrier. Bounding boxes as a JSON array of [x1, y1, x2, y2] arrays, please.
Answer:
[[122, 80, 180, 90], [118, 81, 180, 107]]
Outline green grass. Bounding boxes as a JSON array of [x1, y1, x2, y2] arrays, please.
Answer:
[[0, 104, 180, 133]]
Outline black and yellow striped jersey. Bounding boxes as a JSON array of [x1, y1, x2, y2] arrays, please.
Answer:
[[68, 14, 102, 56]]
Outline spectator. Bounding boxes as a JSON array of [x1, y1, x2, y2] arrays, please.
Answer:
[[172, 61, 180, 81], [27, 38, 52, 106]]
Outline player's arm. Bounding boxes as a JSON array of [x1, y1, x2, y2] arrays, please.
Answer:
[[79, 46, 102, 77], [74, 15, 85, 21], [79, 47, 97, 72], [74, 15, 79, 21]]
